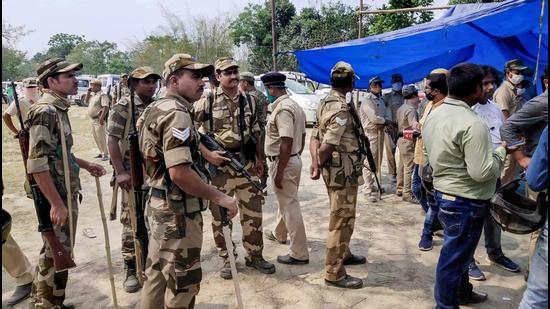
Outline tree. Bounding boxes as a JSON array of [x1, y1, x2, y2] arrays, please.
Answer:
[[2, 19, 33, 81], [230, 0, 296, 72], [2, 19, 32, 47], [130, 35, 194, 75], [190, 16, 234, 65], [45, 33, 85, 59], [67, 40, 131, 75], [369, 0, 435, 35]]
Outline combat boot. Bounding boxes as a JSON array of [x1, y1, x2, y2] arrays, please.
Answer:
[[124, 259, 140, 293], [6, 282, 31, 306], [246, 256, 276, 274], [220, 260, 233, 280], [325, 275, 363, 289]]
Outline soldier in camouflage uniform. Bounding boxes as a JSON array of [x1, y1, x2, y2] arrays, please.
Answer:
[[193, 57, 276, 279], [239, 71, 270, 190], [27, 58, 106, 309], [106, 66, 161, 293], [112, 73, 131, 106], [309, 62, 366, 289], [138, 53, 238, 309]]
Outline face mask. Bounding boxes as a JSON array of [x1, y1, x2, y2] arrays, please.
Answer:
[[265, 90, 277, 103], [516, 88, 526, 96], [426, 91, 436, 101], [392, 83, 403, 92], [510, 74, 524, 85]]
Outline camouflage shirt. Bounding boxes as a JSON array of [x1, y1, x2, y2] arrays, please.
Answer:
[[193, 87, 261, 150], [107, 94, 150, 165], [114, 83, 130, 102], [26, 90, 81, 194], [247, 88, 269, 129]]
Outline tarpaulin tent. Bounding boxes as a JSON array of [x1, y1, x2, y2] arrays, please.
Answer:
[[293, 0, 548, 89]]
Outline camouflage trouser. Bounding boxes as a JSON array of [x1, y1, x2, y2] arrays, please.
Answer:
[[30, 195, 78, 309], [140, 196, 203, 309], [209, 161, 265, 261], [325, 186, 357, 282], [120, 189, 135, 262]]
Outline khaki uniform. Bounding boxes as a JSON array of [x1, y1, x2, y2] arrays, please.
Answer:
[[138, 91, 205, 308], [265, 94, 308, 261], [106, 94, 150, 262], [113, 83, 130, 104], [312, 90, 364, 281], [26, 90, 81, 309], [359, 92, 388, 196], [2, 234, 34, 286], [248, 88, 270, 186], [194, 87, 265, 261], [5, 97, 34, 121], [396, 103, 418, 197], [383, 91, 404, 177], [493, 80, 527, 184], [87, 91, 109, 155]]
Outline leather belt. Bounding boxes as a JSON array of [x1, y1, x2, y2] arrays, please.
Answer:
[[150, 188, 166, 199], [267, 153, 299, 162]]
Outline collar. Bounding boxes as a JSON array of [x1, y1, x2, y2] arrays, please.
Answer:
[[328, 89, 346, 99], [216, 86, 240, 100], [444, 97, 474, 110], [41, 89, 71, 110], [504, 80, 517, 90], [270, 94, 290, 111], [165, 90, 192, 110]]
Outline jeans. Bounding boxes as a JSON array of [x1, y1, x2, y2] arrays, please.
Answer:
[[519, 218, 548, 309], [412, 165, 429, 213], [421, 192, 441, 239], [434, 191, 488, 309]]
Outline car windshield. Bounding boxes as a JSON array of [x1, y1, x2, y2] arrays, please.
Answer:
[[286, 79, 314, 94], [78, 80, 89, 88], [98, 77, 108, 87]]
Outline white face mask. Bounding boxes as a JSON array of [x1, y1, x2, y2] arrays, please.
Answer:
[[516, 88, 526, 96], [510, 74, 524, 85], [392, 83, 403, 91]]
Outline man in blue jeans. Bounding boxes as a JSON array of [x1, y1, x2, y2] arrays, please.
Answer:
[[519, 125, 548, 309], [423, 63, 508, 308]]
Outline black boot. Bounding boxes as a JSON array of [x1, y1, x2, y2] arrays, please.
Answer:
[[124, 259, 140, 293], [6, 282, 32, 306]]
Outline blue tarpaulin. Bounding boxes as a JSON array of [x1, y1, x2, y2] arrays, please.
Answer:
[[293, 0, 548, 89]]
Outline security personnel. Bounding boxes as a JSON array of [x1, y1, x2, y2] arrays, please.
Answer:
[[261, 72, 309, 265], [193, 57, 275, 279], [112, 73, 130, 105], [86, 79, 110, 161], [360, 76, 393, 203], [240, 71, 270, 191], [28, 58, 106, 309], [138, 54, 238, 308], [383, 73, 405, 184], [396, 85, 420, 203], [106, 66, 161, 293], [3, 77, 39, 135], [310, 61, 366, 289]]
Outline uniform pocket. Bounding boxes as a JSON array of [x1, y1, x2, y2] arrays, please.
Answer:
[[149, 198, 186, 240]]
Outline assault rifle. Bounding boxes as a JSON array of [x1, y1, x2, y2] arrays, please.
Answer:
[[346, 92, 382, 195], [11, 82, 76, 272], [199, 132, 265, 192], [128, 86, 149, 286]]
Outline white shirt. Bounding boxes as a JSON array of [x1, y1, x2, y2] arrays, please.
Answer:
[[472, 99, 504, 150]]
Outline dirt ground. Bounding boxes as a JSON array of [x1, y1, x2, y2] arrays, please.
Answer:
[[2, 105, 530, 309]]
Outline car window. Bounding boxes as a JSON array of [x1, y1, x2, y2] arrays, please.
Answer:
[[78, 80, 89, 88], [98, 77, 108, 87], [286, 80, 314, 95]]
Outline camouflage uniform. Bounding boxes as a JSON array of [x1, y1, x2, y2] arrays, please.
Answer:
[[26, 90, 81, 309], [106, 93, 150, 262], [138, 91, 205, 308], [113, 82, 130, 105], [193, 86, 265, 262], [313, 89, 364, 282]]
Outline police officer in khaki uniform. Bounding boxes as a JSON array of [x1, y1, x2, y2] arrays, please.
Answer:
[[261, 72, 309, 264], [310, 62, 366, 289], [360, 76, 393, 203], [193, 57, 276, 279], [28, 58, 107, 309], [383, 73, 405, 184], [112, 73, 130, 105], [107, 66, 161, 293], [86, 79, 110, 161], [3, 77, 39, 134], [240, 71, 270, 191], [138, 54, 238, 309], [395, 85, 420, 203]]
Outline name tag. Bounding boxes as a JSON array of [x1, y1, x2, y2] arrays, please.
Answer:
[[442, 194, 457, 201]]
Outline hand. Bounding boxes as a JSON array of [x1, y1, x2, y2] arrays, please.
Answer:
[[51, 204, 68, 226], [216, 195, 238, 219], [310, 164, 321, 180], [116, 171, 131, 191], [204, 150, 230, 167], [86, 163, 107, 177], [274, 172, 284, 189], [256, 161, 265, 179], [518, 156, 531, 169], [87, 88, 92, 93]]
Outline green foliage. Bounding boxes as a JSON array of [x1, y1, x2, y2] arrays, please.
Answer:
[[45, 33, 85, 59], [129, 35, 194, 75], [2, 46, 28, 80], [66, 41, 131, 76], [369, 0, 434, 35]]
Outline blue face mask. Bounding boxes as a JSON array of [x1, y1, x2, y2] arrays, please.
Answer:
[[265, 89, 277, 103]]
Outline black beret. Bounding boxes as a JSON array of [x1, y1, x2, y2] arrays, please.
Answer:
[[261, 72, 286, 86]]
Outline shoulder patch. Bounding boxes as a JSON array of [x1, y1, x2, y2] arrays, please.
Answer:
[[335, 116, 348, 127]]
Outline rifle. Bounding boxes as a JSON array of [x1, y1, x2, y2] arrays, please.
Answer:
[[345, 92, 382, 195], [11, 82, 76, 272], [199, 132, 265, 192], [127, 86, 149, 286]]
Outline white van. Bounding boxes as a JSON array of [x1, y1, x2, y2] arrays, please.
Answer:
[[70, 75, 94, 106], [97, 74, 120, 98]]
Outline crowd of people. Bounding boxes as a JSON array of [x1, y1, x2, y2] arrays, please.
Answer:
[[1, 53, 548, 309]]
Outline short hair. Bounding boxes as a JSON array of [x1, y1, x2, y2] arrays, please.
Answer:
[[447, 63, 484, 98], [425, 73, 448, 95], [481, 65, 501, 84], [330, 76, 353, 88], [42, 73, 60, 89]]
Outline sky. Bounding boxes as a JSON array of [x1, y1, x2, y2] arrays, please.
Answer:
[[2, 0, 449, 56]]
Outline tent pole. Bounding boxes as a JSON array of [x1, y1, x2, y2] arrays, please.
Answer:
[[534, 0, 545, 88]]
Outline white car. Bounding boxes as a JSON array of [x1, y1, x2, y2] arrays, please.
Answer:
[[70, 75, 94, 106]]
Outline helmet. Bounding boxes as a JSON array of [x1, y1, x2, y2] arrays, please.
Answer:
[[419, 163, 435, 196], [1, 208, 11, 245], [490, 179, 547, 235]]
